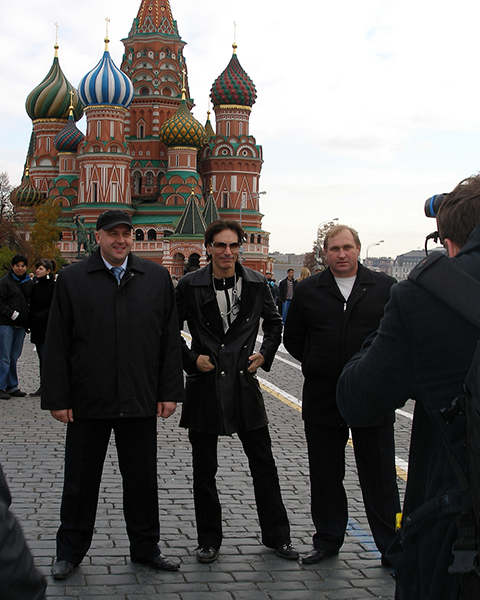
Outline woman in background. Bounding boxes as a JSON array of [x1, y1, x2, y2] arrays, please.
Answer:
[[28, 259, 55, 396]]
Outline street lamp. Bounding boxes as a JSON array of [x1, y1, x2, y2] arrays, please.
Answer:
[[316, 218, 339, 269], [239, 190, 267, 228], [239, 191, 267, 262], [365, 240, 384, 262]]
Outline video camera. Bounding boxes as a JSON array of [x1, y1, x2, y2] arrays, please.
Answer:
[[424, 193, 447, 253]]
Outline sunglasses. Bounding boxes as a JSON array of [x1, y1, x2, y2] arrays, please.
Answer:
[[210, 242, 241, 251]]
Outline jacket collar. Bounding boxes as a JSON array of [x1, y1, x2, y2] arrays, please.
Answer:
[[86, 248, 145, 274], [188, 261, 259, 286], [317, 262, 374, 287]]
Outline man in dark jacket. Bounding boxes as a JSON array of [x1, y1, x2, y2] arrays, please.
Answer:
[[0, 254, 33, 399], [175, 219, 298, 564], [337, 177, 480, 599], [277, 268, 297, 323], [284, 225, 400, 566], [42, 210, 184, 580]]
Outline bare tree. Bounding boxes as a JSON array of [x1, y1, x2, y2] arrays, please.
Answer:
[[0, 172, 20, 249], [304, 220, 338, 273]]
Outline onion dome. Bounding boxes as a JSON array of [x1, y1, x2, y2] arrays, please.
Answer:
[[54, 106, 85, 153], [78, 38, 134, 108], [10, 167, 45, 206], [210, 44, 257, 108], [26, 44, 83, 121], [159, 90, 206, 148]]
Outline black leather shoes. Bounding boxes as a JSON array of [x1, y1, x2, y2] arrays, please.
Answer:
[[51, 559, 75, 580], [132, 553, 180, 571], [196, 546, 219, 563], [302, 548, 338, 564], [275, 543, 300, 560]]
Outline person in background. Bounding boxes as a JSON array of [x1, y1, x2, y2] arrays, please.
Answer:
[[27, 259, 55, 396], [297, 268, 311, 282], [0, 255, 33, 399], [277, 268, 297, 323]]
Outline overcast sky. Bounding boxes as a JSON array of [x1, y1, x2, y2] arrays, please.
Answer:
[[2, 0, 480, 258]]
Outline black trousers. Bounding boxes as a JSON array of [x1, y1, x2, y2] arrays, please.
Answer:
[[57, 417, 160, 565], [304, 421, 400, 555], [188, 426, 291, 550]]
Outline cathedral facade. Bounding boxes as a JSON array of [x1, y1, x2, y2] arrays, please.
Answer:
[[11, 0, 271, 276]]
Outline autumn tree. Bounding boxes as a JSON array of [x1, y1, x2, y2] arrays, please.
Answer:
[[0, 172, 21, 250], [30, 199, 63, 265], [303, 220, 338, 272]]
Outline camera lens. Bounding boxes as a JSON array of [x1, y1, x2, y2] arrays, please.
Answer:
[[424, 194, 446, 218]]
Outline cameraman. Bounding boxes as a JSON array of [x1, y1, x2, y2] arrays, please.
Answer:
[[337, 175, 480, 599]]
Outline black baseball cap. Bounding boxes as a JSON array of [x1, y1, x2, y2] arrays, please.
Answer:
[[96, 210, 133, 231]]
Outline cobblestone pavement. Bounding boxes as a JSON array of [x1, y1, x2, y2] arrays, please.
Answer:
[[0, 339, 412, 599]]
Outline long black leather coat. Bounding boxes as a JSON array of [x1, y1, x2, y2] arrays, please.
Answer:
[[284, 263, 396, 426], [41, 249, 184, 418], [175, 262, 282, 435]]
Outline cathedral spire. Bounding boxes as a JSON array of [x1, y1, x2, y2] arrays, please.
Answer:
[[130, 0, 178, 36]]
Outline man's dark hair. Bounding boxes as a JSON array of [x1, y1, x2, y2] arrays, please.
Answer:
[[11, 255, 28, 267], [204, 219, 245, 258], [437, 175, 480, 248]]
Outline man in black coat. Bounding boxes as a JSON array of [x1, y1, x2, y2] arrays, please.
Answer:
[[337, 177, 480, 599], [42, 210, 184, 579], [284, 225, 400, 566], [175, 219, 298, 564], [0, 254, 33, 399]]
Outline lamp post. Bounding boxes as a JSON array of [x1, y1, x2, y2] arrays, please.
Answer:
[[239, 190, 267, 262], [365, 240, 384, 263], [316, 218, 339, 269]]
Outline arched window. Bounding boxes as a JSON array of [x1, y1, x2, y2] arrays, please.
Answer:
[[147, 229, 157, 241], [135, 229, 145, 241], [257, 235, 262, 244], [133, 172, 142, 194], [250, 234, 255, 243], [146, 172, 154, 186]]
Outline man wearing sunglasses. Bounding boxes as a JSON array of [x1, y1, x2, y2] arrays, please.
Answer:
[[175, 219, 298, 564]]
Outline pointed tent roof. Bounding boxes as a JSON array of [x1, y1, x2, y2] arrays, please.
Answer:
[[202, 189, 219, 226], [129, 0, 179, 36], [174, 189, 207, 236], [204, 111, 215, 140]]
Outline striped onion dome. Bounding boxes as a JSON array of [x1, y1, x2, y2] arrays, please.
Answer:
[[210, 44, 257, 108], [54, 109, 85, 152], [10, 168, 45, 206], [159, 91, 206, 149], [26, 45, 83, 121], [78, 39, 134, 108]]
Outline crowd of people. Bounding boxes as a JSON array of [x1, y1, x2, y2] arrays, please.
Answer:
[[2, 174, 480, 599]]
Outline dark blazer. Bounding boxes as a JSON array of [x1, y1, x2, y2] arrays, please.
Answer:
[[284, 263, 396, 426], [41, 249, 184, 418], [337, 226, 480, 599], [277, 276, 297, 303], [175, 261, 282, 435]]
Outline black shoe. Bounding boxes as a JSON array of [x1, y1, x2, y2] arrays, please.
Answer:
[[131, 553, 180, 571], [8, 389, 26, 397], [275, 543, 299, 560], [302, 548, 339, 565], [31, 387, 42, 396], [196, 546, 218, 563], [0, 391, 11, 400], [51, 559, 75, 580]]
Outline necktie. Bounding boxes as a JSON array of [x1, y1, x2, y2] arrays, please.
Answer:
[[111, 267, 124, 282]]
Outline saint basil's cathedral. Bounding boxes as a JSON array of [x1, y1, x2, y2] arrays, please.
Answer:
[[11, 0, 272, 276]]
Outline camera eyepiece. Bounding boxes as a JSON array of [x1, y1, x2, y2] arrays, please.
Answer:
[[425, 194, 447, 218]]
